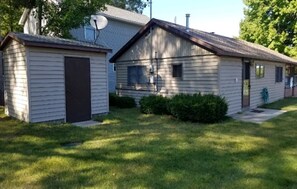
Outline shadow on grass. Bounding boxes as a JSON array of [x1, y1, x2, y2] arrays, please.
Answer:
[[0, 108, 297, 188]]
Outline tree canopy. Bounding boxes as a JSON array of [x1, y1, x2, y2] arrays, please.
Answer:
[[0, 0, 147, 38], [109, 0, 147, 13], [240, 0, 297, 58], [0, 0, 23, 36]]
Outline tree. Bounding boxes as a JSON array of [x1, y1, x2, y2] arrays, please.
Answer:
[[0, 0, 23, 36], [109, 0, 147, 13], [32, 0, 110, 38], [240, 0, 297, 58]]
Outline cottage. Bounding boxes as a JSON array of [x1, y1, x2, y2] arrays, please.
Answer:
[[0, 32, 111, 123], [19, 4, 150, 92], [110, 18, 297, 115]]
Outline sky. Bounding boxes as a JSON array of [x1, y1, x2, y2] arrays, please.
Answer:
[[142, 0, 245, 37]]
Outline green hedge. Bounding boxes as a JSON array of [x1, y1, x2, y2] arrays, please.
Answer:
[[167, 93, 228, 123], [139, 95, 170, 115], [109, 93, 136, 108]]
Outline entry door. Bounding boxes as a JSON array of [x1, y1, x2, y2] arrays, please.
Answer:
[[65, 57, 91, 123], [242, 62, 250, 108]]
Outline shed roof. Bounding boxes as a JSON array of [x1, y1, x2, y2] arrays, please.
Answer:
[[0, 32, 112, 53], [100, 5, 149, 26], [110, 19, 297, 64]]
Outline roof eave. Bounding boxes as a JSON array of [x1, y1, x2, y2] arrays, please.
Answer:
[[0, 33, 112, 53], [100, 13, 148, 26]]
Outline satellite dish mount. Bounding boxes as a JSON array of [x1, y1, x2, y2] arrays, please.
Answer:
[[90, 15, 108, 44]]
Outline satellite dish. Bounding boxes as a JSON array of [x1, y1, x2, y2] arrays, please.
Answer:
[[90, 15, 108, 30]]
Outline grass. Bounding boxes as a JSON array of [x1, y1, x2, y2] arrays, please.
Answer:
[[0, 102, 297, 189], [261, 97, 297, 111]]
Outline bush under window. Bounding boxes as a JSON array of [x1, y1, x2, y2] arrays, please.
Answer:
[[139, 95, 170, 115], [109, 93, 136, 108], [167, 93, 228, 123]]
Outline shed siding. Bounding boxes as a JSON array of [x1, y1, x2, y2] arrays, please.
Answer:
[[28, 48, 108, 122], [0, 51, 4, 105], [219, 57, 242, 115], [3, 40, 29, 121], [250, 60, 285, 108]]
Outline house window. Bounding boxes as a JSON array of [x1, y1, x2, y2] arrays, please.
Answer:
[[275, 66, 283, 83], [255, 64, 265, 78], [127, 66, 147, 85], [172, 64, 182, 78], [85, 27, 95, 41]]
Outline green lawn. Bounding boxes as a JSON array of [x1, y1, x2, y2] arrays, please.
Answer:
[[0, 100, 297, 189]]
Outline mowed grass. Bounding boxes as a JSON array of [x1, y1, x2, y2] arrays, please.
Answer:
[[0, 100, 297, 189]]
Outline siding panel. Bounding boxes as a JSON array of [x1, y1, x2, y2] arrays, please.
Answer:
[[117, 55, 220, 101], [28, 48, 108, 122], [219, 57, 242, 115], [250, 60, 285, 108], [3, 40, 29, 121]]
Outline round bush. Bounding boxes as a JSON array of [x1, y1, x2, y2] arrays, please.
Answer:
[[168, 93, 228, 123], [139, 95, 170, 115]]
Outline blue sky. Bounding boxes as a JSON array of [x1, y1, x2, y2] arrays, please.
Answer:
[[142, 0, 245, 37]]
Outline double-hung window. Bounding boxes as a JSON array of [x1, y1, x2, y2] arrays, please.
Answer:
[[255, 64, 265, 78], [128, 66, 147, 85]]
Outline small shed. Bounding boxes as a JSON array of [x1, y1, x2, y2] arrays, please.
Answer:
[[0, 32, 111, 123]]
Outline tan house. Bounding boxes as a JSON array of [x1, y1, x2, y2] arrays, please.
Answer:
[[110, 19, 297, 115], [0, 32, 111, 123]]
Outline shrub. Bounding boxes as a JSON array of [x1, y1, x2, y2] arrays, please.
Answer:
[[114, 96, 136, 108], [109, 93, 136, 108], [109, 93, 117, 106], [139, 95, 170, 115], [168, 93, 228, 123]]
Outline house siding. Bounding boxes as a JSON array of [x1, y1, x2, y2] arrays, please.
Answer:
[[219, 57, 242, 115], [250, 60, 285, 109], [116, 26, 219, 102], [27, 48, 108, 122], [117, 27, 212, 62], [3, 40, 29, 121]]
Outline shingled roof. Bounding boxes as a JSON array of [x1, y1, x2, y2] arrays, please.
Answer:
[[100, 5, 149, 26], [110, 18, 297, 64], [0, 32, 111, 53]]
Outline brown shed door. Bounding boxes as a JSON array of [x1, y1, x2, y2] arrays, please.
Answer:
[[65, 57, 91, 123]]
